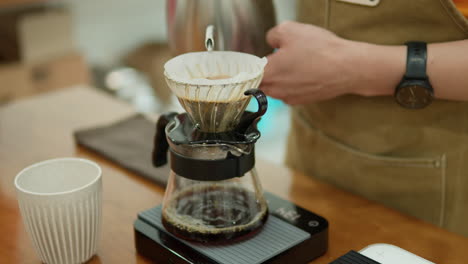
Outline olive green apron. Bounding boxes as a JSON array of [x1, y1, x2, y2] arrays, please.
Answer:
[[288, 0, 468, 236]]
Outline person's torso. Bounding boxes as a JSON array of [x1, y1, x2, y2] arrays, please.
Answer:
[[290, 0, 468, 235]]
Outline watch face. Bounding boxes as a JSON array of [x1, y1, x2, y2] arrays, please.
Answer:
[[395, 85, 433, 109]]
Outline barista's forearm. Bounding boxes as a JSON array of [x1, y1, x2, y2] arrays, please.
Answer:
[[352, 39, 468, 101], [428, 40, 468, 101]]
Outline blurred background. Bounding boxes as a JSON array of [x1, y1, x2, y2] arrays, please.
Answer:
[[0, 0, 296, 164]]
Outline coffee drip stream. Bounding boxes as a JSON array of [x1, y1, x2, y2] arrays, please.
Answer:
[[154, 40, 269, 243]]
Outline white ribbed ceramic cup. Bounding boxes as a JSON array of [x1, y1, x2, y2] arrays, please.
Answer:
[[15, 158, 102, 264]]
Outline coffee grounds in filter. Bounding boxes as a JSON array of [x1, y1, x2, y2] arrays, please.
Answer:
[[177, 97, 250, 132]]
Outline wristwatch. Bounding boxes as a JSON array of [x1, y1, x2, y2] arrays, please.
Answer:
[[394, 42, 434, 109]]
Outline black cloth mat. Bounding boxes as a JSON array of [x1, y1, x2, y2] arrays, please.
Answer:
[[74, 114, 169, 186]]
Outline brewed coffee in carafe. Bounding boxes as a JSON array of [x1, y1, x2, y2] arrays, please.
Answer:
[[154, 50, 269, 243], [161, 172, 269, 242]]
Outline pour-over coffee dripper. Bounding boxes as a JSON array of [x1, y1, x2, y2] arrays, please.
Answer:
[[153, 50, 269, 243], [164, 51, 267, 133]]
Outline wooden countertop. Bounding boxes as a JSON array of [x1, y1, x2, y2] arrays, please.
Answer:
[[1, 86, 467, 264]]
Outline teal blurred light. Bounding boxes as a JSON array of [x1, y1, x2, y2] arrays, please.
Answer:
[[246, 96, 287, 134]]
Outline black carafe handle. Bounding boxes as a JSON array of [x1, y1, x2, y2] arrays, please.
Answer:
[[153, 112, 178, 167], [237, 89, 268, 131]]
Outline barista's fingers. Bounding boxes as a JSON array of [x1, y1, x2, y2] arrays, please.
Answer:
[[266, 22, 292, 48], [266, 28, 282, 48], [260, 84, 289, 100], [262, 52, 283, 84], [259, 83, 273, 94], [259, 84, 271, 95]]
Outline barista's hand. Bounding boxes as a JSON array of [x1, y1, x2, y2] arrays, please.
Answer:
[[261, 21, 405, 105]]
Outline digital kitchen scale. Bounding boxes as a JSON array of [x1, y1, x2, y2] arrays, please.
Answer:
[[134, 192, 328, 264]]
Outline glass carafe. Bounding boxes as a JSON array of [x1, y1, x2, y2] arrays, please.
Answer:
[[162, 143, 268, 243], [153, 92, 268, 243]]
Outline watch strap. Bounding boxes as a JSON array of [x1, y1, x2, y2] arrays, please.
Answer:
[[405, 42, 427, 79]]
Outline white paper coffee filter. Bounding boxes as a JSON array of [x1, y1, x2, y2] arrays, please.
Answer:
[[164, 51, 267, 102]]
